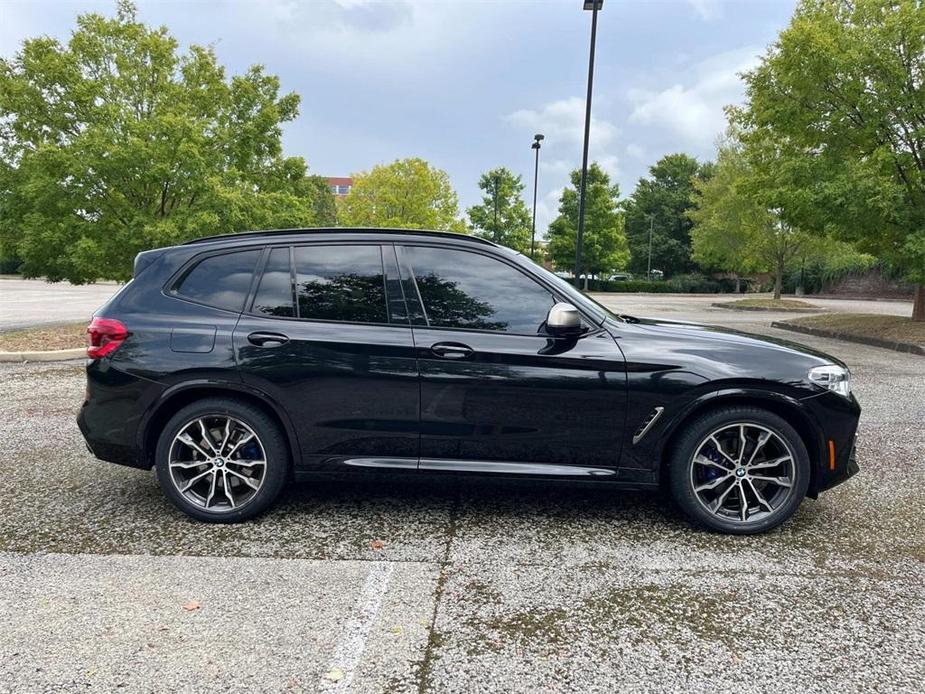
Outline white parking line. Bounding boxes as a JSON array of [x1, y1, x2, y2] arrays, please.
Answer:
[[320, 561, 394, 691]]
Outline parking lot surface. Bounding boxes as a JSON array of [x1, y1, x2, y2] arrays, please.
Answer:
[[0, 277, 120, 330], [1, 295, 923, 692]]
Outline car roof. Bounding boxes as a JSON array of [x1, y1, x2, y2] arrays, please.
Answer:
[[183, 227, 498, 248]]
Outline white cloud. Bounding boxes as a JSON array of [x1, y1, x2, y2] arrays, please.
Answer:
[[627, 46, 761, 148], [625, 143, 646, 161], [687, 0, 723, 21], [226, 0, 519, 74], [535, 187, 566, 239], [597, 154, 620, 179], [505, 97, 620, 151], [540, 159, 573, 176]]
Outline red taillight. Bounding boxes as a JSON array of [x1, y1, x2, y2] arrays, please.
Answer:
[[87, 317, 128, 359]]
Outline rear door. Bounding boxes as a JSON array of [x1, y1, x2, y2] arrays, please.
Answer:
[[233, 243, 419, 470], [397, 243, 627, 475]]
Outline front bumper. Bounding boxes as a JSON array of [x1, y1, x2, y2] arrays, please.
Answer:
[[803, 390, 861, 495]]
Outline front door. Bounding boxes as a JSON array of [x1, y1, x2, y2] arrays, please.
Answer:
[[397, 244, 627, 476], [233, 243, 419, 470]]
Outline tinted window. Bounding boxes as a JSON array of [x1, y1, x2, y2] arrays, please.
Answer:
[[294, 245, 387, 323], [383, 245, 408, 324], [405, 246, 555, 333], [176, 250, 260, 311], [253, 247, 294, 317]]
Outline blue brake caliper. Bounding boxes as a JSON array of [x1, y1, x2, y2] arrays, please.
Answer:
[[699, 443, 725, 483]]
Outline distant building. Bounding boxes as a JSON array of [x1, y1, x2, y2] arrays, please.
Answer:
[[325, 177, 353, 197]]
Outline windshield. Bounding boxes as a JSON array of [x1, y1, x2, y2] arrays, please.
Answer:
[[499, 248, 616, 325]]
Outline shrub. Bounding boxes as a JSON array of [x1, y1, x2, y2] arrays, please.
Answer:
[[0, 256, 22, 274], [586, 273, 737, 293]]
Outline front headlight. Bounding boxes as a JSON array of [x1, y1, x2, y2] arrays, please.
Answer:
[[808, 364, 851, 398]]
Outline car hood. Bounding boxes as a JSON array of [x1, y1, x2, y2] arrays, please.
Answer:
[[605, 314, 846, 384]]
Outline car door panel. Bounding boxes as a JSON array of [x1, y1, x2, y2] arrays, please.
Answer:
[[398, 243, 627, 472], [234, 243, 419, 470], [414, 327, 627, 469]]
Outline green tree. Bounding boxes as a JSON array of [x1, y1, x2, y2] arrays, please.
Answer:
[[302, 175, 338, 227], [0, 1, 332, 283], [738, 0, 925, 320], [547, 163, 629, 285], [690, 132, 835, 300], [338, 157, 465, 231], [466, 167, 532, 253], [689, 140, 764, 289], [623, 153, 714, 277]]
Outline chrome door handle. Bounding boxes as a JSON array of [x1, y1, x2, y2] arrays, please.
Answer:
[[431, 342, 473, 360], [247, 331, 289, 347]]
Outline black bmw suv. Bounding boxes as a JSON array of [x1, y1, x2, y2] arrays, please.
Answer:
[[78, 228, 860, 533]]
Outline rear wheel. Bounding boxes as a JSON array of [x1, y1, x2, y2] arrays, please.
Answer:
[[154, 398, 289, 522], [668, 407, 810, 534]]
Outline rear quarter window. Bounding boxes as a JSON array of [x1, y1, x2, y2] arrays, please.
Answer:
[[174, 249, 260, 312]]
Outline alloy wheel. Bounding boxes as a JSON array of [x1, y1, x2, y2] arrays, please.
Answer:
[[167, 415, 267, 512], [689, 422, 796, 524]]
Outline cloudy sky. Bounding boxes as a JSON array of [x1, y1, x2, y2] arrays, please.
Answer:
[[1, 0, 796, 233]]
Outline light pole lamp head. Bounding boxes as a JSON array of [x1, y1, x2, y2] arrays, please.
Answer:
[[532, 133, 544, 150], [583, 0, 603, 10]]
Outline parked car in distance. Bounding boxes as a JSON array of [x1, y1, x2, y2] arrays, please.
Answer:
[[78, 228, 860, 534]]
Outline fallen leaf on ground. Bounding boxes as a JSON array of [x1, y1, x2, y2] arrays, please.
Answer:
[[369, 540, 385, 551], [182, 601, 201, 611]]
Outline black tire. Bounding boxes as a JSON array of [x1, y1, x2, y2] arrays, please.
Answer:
[[667, 406, 810, 535], [154, 397, 289, 523]]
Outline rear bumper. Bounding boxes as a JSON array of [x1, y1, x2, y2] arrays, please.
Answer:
[[77, 360, 157, 470], [77, 407, 142, 468]]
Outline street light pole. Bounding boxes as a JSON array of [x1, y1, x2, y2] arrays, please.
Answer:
[[493, 174, 500, 243], [530, 134, 544, 260], [573, 0, 603, 290]]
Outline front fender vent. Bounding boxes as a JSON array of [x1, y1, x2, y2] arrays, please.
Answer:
[[632, 406, 664, 445]]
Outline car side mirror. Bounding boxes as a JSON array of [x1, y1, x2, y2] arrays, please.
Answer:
[[546, 302, 582, 337]]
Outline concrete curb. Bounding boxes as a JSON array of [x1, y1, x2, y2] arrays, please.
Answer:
[[771, 321, 925, 356], [712, 302, 823, 313], [0, 348, 85, 363]]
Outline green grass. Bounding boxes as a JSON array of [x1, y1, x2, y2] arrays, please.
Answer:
[[0, 322, 86, 351], [784, 313, 925, 348], [720, 298, 821, 310]]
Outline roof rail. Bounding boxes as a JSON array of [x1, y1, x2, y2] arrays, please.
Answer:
[[183, 227, 498, 247]]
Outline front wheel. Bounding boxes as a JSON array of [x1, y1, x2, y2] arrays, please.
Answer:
[[668, 407, 810, 534], [154, 397, 289, 523]]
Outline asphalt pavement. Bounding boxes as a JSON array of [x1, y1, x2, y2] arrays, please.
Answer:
[[1, 293, 923, 692], [0, 277, 120, 330]]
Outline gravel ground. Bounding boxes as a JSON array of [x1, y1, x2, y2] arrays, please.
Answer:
[[1, 296, 923, 693]]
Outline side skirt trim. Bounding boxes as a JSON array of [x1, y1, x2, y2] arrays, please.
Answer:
[[341, 457, 419, 470], [419, 458, 616, 477]]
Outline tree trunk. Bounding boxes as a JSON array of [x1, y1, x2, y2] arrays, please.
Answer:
[[735, 276, 741, 293], [773, 263, 783, 301], [914, 283, 925, 322]]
